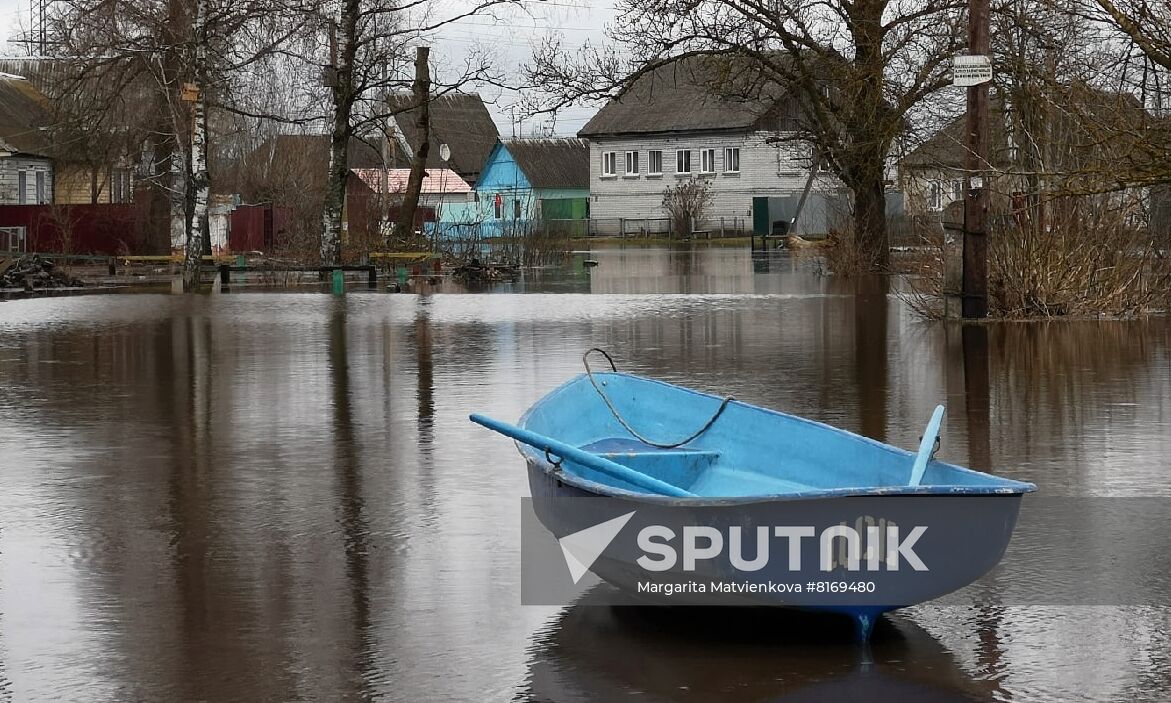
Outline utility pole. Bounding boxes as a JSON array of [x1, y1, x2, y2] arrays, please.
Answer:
[[381, 64, 390, 233], [962, 0, 991, 318]]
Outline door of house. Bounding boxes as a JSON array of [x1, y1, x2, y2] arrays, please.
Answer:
[[752, 197, 771, 235]]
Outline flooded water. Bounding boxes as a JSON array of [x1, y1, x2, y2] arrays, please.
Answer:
[[1, 246, 1169, 702]]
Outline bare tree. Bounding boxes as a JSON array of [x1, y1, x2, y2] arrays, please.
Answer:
[[316, 0, 513, 266], [528, 0, 965, 270], [393, 46, 431, 241], [900, 0, 1171, 317], [1092, 0, 1171, 72], [46, 0, 308, 289]]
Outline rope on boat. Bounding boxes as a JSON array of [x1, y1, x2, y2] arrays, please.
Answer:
[[583, 348, 734, 449]]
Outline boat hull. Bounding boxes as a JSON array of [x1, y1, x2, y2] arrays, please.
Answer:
[[527, 459, 1025, 635], [480, 370, 1036, 640]]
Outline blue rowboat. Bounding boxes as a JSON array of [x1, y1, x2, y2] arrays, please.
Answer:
[[471, 351, 1036, 641]]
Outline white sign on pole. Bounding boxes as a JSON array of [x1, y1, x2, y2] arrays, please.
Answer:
[[952, 55, 993, 87]]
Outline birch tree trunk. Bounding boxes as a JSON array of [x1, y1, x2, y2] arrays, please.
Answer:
[[189, 94, 210, 280], [182, 0, 210, 291], [321, 0, 360, 267], [171, 127, 188, 256], [395, 46, 431, 238]]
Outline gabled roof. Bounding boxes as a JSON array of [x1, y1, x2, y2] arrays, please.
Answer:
[[0, 58, 66, 94], [351, 167, 471, 194], [902, 87, 1148, 171], [578, 57, 796, 138], [245, 93, 500, 187], [386, 92, 500, 181], [500, 138, 589, 189], [901, 101, 1009, 170], [0, 75, 52, 157], [251, 134, 402, 171]]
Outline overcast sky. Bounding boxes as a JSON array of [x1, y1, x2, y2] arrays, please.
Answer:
[[0, 0, 615, 137]]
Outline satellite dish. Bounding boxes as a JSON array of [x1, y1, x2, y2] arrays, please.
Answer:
[[439, 143, 451, 162]]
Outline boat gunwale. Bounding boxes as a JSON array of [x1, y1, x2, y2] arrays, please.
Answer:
[[517, 371, 1038, 504]]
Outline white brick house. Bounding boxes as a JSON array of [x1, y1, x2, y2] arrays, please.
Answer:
[[578, 59, 843, 236]]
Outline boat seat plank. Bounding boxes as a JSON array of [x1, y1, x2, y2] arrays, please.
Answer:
[[577, 437, 720, 492], [688, 467, 816, 497]]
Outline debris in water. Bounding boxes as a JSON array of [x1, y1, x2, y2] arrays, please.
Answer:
[[0, 254, 85, 290], [452, 258, 518, 283]]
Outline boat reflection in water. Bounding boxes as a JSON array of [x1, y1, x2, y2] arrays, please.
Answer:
[[519, 585, 997, 702]]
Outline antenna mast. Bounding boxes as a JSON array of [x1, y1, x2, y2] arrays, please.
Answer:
[[30, 0, 50, 55]]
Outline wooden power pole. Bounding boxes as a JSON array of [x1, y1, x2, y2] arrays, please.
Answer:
[[962, 0, 991, 318]]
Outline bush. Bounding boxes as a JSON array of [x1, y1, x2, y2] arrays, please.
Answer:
[[661, 181, 712, 237], [902, 191, 1171, 318]]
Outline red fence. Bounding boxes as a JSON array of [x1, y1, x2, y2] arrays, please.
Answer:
[[0, 203, 298, 256], [0, 204, 155, 255], [229, 204, 293, 253]]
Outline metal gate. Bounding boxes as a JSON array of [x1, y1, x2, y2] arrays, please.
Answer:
[[0, 226, 27, 253]]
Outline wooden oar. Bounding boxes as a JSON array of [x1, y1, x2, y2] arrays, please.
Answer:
[[469, 413, 697, 498], [909, 405, 946, 486]]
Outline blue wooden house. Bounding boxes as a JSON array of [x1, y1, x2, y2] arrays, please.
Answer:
[[438, 138, 590, 239]]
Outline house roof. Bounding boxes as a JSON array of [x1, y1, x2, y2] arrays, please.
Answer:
[[245, 93, 499, 186], [501, 138, 589, 189], [900, 103, 1009, 170], [0, 75, 52, 157], [0, 58, 152, 171], [902, 87, 1148, 171], [252, 134, 401, 170], [351, 168, 471, 195], [0, 59, 66, 94], [386, 92, 500, 180], [578, 57, 795, 138]]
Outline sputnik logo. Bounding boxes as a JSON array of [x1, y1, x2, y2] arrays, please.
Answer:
[[558, 511, 637, 583]]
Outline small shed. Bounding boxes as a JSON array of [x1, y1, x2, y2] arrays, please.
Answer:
[[467, 138, 590, 238]]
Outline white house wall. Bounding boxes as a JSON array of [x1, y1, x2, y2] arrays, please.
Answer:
[[587, 131, 837, 231], [0, 157, 53, 205]]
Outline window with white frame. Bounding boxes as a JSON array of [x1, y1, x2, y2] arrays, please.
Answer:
[[676, 149, 691, 174], [700, 148, 715, 174], [602, 152, 617, 176], [648, 150, 663, 175], [625, 151, 639, 175], [927, 181, 943, 211], [35, 171, 45, 204], [928, 179, 964, 211], [723, 147, 740, 173], [17, 170, 27, 205]]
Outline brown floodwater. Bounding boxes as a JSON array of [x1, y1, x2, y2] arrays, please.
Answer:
[[1, 246, 1170, 702]]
